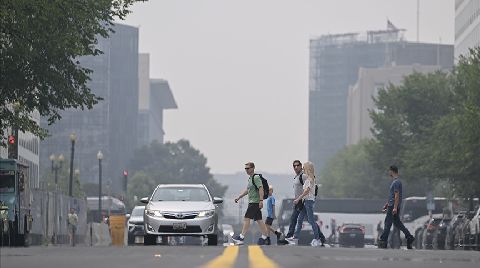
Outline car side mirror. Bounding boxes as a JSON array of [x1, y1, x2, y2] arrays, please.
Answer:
[[140, 197, 149, 204], [213, 197, 223, 204], [125, 214, 130, 220]]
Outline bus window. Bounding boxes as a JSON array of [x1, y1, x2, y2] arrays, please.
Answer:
[[0, 172, 15, 193]]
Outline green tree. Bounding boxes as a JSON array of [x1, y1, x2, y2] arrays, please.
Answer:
[[0, 0, 144, 143], [368, 71, 452, 187], [320, 140, 389, 199], [126, 140, 227, 209], [426, 47, 480, 197]]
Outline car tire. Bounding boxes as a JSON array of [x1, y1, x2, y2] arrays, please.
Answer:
[[128, 235, 134, 245], [144, 234, 157, 246], [208, 234, 218, 246]]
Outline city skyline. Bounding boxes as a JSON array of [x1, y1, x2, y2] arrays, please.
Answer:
[[119, 0, 455, 174]]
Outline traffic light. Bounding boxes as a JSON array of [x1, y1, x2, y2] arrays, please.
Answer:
[[7, 131, 18, 159], [123, 170, 128, 192]]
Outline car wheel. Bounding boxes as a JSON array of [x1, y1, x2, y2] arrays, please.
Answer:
[[144, 234, 157, 246], [208, 234, 218, 246], [128, 235, 134, 245]]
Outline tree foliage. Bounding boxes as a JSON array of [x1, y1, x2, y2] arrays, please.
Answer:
[[0, 0, 144, 143], [368, 47, 480, 198], [320, 140, 389, 199], [126, 140, 227, 209]]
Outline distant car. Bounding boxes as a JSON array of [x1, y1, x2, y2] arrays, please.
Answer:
[[141, 184, 223, 246], [422, 217, 443, 249], [221, 224, 234, 243], [127, 205, 145, 245], [338, 224, 365, 248], [468, 206, 480, 251], [445, 212, 468, 250], [432, 217, 451, 250]]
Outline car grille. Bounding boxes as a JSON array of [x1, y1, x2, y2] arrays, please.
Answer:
[[158, 226, 202, 233], [162, 212, 198, 220]]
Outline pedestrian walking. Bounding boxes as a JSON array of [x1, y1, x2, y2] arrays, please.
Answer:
[[378, 165, 415, 249], [328, 218, 337, 244], [285, 160, 319, 239], [286, 161, 325, 247], [265, 185, 282, 244], [67, 207, 78, 247], [232, 162, 270, 245]]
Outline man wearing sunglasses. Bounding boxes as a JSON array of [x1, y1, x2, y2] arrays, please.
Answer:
[[232, 162, 270, 245]]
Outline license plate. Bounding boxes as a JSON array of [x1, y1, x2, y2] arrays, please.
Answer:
[[135, 236, 144, 244], [173, 223, 187, 230], [349, 233, 357, 238]]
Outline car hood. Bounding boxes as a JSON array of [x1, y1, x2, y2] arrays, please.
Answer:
[[147, 201, 214, 212]]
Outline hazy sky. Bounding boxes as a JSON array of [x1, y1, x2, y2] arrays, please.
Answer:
[[119, 0, 454, 174]]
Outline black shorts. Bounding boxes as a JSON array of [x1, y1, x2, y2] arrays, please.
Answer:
[[265, 217, 274, 226], [245, 203, 262, 220]]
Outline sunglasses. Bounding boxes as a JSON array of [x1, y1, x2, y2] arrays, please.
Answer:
[[245, 167, 252, 170], [293, 164, 301, 167]]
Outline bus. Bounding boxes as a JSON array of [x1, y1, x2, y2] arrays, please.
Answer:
[[0, 159, 32, 246]]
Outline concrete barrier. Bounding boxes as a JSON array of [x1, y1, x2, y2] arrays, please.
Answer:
[[86, 223, 112, 246]]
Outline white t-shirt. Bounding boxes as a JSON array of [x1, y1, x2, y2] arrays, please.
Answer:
[[302, 175, 316, 201]]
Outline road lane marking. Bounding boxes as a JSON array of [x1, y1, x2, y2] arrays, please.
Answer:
[[248, 246, 280, 268], [201, 246, 239, 268]]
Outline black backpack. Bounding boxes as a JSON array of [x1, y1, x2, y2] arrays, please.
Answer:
[[298, 173, 318, 196], [251, 174, 269, 200]]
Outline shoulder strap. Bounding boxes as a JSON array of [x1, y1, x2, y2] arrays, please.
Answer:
[[299, 173, 304, 185], [251, 174, 259, 189]]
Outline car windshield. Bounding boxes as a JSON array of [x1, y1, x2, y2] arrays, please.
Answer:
[[152, 187, 210, 202], [131, 207, 144, 216]]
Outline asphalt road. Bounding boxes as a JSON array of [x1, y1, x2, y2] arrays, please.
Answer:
[[1, 244, 479, 268]]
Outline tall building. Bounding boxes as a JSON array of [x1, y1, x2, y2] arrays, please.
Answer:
[[40, 23, 139, 193], [1, 110, 41, 188], [137, 54, 177, 147], [309, 29, 453, 172], [455, 0, 480, 60], [347, 64, 441, 145]]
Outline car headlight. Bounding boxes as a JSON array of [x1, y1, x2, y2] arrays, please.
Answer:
[[197, 210, 215, 218], [145, 209, 163, 218]]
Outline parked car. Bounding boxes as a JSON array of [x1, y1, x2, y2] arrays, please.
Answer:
[[141, 184, 223, 246], [127, 205, 145, 245], [445, 212, 467, 250], [338, 224, 365, 248], [421, 217, 443, 249], [468, 206, 480, 251], [432, 217, 451, 250], [221, 224, 234, 243]]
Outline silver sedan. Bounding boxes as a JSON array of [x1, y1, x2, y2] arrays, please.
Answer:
[[141, 184, 223, 245]]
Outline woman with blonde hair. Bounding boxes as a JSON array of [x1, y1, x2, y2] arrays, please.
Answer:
[[287, 161, 325, 246]]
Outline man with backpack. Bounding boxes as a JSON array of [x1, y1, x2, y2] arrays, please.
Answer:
[[232, 162, 270, 245], [285, 160, 322, 242]]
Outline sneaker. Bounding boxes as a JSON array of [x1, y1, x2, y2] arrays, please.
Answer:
[[406, 236, 415, 249], [285, 236, 298, 245], [275, 231, 282, 241], [257, 237, 266, 245], [310, 239, 318, 247], [232, 235, 244, 245], [377, 240, 387, 249], [265, 237, 271, 245]]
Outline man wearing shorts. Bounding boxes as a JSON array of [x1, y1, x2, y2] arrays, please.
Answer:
[[232, 162, 269, 245]]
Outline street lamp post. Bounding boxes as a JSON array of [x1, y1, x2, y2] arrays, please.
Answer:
[[49, 153, 64, 244], [97, 151, 103, 223], [68, 132, 77, 197]]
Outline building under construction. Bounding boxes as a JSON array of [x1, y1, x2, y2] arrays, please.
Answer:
[[308, 28, 454, 172]]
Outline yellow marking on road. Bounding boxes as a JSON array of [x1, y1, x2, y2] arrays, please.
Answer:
[[248, 245, 280, 268], [201, 246, 239, 268]]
